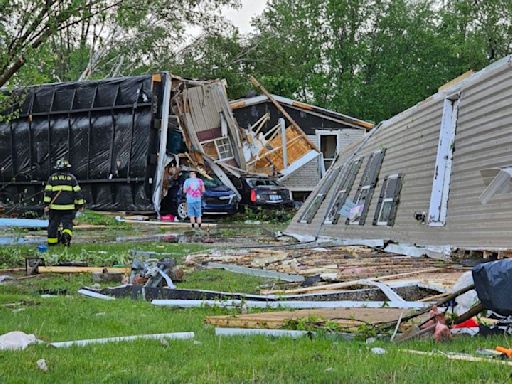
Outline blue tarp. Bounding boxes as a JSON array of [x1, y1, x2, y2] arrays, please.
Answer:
[[0, 218, 49, 228]]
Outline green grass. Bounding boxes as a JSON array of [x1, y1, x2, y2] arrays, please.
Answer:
[[0, 243, 511, 383], [74, 210, 129, 228], [0, 242, 206, 269]]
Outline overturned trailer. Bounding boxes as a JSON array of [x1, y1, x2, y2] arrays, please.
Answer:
[[0, 73, 178, 212], [286, 55, 512, 252]]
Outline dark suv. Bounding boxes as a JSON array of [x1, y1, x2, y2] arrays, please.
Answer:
[[162, 173, 239, 220], [236, 177, 294, 208]]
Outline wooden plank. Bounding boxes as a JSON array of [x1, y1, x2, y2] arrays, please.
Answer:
[[205, 263, 305, 283], [206, 307, 411, 330], [261, 268, 443, 295], [39, 266, 130, 274], [215, 328, 311, 338]]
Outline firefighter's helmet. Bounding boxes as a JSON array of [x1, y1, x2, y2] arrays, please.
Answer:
[[55, 159, 71, 170]]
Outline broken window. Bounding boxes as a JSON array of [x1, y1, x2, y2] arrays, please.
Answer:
[[373, 174, 403, 226], [428, 95, 460, 226], [214, 137, 234, 160], [324, 157, 363, 224], [348, 149, 386, 225], [298, 165, 343, 224]]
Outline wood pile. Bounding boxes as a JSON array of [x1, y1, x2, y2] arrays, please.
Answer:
[[185, 246, 464, 293]]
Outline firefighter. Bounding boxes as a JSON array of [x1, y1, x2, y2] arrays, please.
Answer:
[[43, 159, 85, 246]]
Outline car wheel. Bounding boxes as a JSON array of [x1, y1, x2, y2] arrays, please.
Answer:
[[177, 202, 188, 220]]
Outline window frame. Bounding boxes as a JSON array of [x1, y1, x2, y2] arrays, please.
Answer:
[[347, 149, 386, 226], [323, 157, 363, 225], [214, 136, 234, 161], [375, 174, 401, 226]]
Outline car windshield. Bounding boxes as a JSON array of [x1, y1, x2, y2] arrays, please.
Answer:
[[247, 178, 279, 188]]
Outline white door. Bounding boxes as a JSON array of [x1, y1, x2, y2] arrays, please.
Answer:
[[428, 96, 460, 226]]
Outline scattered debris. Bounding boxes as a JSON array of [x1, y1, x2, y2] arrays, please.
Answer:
[[0, 332, 39, 351], [0, 275, 15, 283], [36, 359, 48, 372], [370, 347, 386, 355], [78, 289, 115, 301], [129, 257, 177, 289], [205, 262, 305, 283], [50, 332, 195, 348], [399, 349, 512, 366], [186, 246, 462, 293]]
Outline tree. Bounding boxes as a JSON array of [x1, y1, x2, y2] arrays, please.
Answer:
[[0, 0, 239, 87], [0, 0, 123, 87]]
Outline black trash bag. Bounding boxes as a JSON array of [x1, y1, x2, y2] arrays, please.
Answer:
[[473, 259, 512, 316]]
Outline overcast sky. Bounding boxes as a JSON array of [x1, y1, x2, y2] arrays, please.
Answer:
[[224, 0, 268, 34]]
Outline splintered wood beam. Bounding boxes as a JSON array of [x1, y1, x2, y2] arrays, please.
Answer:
[[249, 76, 319, 152]]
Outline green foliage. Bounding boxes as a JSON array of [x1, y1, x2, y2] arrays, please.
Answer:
[[172, 0, 512, 123], [355, 323, 378, 340], [240, 206, 295, 224], [3, 0, 512, 128], [0, 0, 240, 88]]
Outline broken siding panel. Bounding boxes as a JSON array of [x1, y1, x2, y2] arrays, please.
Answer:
[[332, 65, 512, 244]]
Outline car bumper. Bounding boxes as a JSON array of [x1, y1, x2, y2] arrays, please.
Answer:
[[249, 200, 294, 208], [202, 204, 238, 215]]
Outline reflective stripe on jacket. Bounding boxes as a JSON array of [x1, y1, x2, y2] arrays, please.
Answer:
[[43, 172, 85, 210]]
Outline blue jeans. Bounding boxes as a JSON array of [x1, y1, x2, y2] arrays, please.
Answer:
[[187, 200, 202, 218]]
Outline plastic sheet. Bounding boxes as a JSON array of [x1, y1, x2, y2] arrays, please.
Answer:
[[473, 260, 512, 316], [0, 76, 158, 211]]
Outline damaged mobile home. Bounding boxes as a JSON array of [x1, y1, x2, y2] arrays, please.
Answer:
[[286, 55, 512, 251], [231, 81, 373, 199]]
